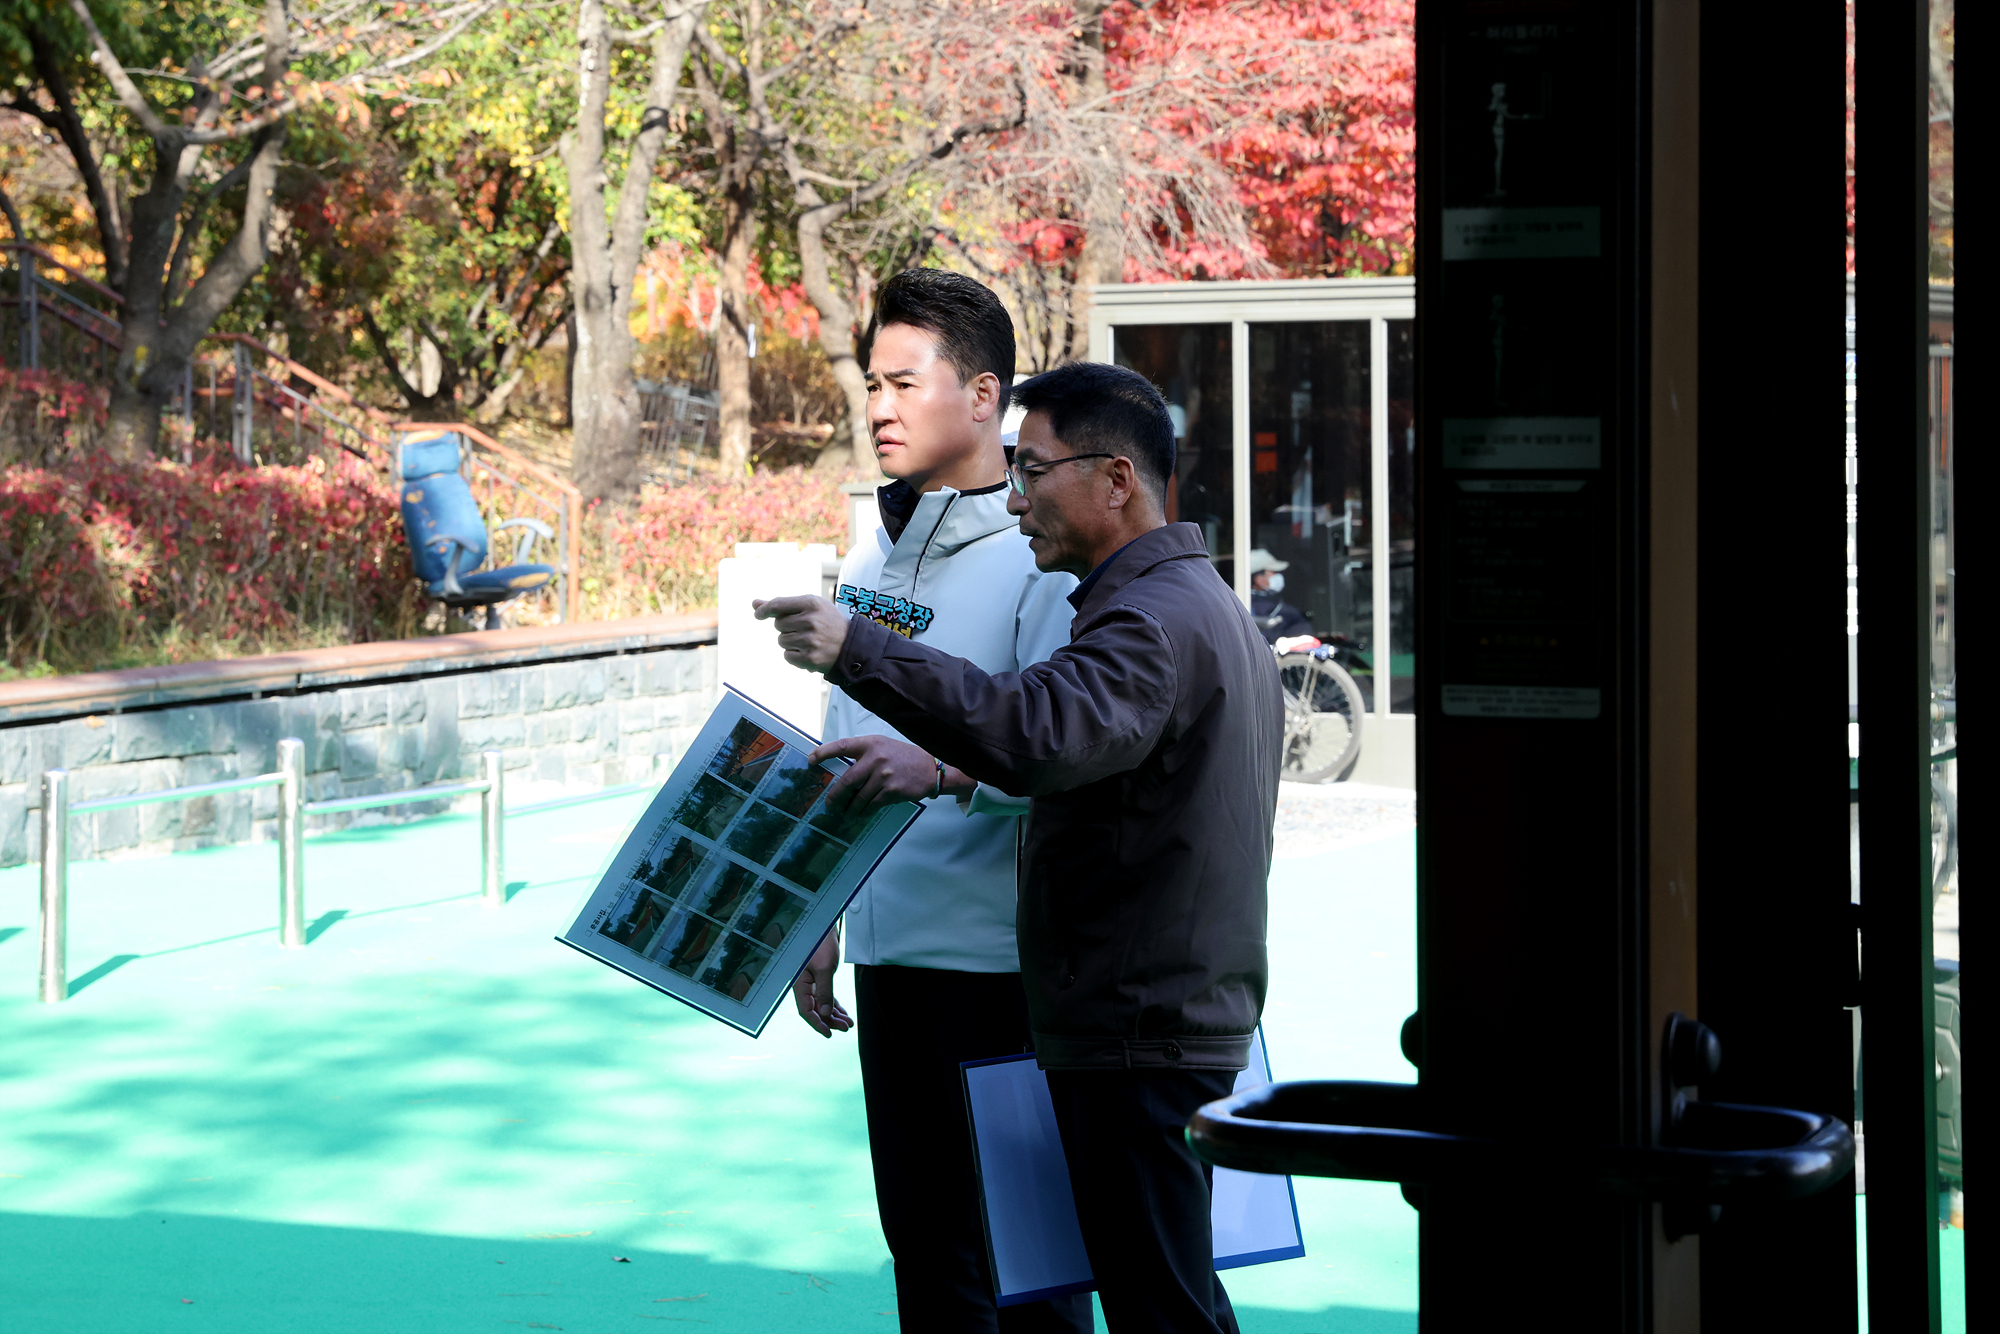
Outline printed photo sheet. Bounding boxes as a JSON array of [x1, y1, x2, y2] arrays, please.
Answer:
[[558, 689, 921, 1035]]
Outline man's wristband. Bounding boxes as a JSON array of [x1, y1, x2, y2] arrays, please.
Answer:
[[932, 757, 945, 800]]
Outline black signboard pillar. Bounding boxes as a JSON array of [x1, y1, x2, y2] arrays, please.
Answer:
[[1414, 4, 1690, 1326], [1415, 3, 1861, 1329]]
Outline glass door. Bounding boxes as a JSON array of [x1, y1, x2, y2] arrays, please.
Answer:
[[1108, 323, 1236, 571], [1112, 316, 1417, 720]]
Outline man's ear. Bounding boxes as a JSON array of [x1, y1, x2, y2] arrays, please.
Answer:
[[969, 371, 1004, 423], [1105, 455, 1137, 511]]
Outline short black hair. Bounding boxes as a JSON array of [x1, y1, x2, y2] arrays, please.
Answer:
[[866, 269, 1014, 388], [1009, 362, 1176, 498]]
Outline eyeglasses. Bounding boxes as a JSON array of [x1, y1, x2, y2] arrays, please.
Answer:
[[1005, 453, 1116, 496]]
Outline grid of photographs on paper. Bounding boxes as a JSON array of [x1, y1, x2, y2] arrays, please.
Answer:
[[562, 695, 917, 1034]]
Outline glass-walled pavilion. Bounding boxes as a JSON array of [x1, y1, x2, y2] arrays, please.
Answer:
[[1087, 279, 1416, 762]]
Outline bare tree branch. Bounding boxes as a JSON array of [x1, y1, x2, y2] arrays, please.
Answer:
[[0, 182, 24, 243], [162, 140, 267, 305], [65, 0, 171, 138], [22, 26, 130, 286]]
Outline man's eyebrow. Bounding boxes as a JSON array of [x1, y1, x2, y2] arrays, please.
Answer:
[[871, 366, 923, 379]]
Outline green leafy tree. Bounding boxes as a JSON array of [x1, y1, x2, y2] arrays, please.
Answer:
[[287, 10, 581, 419], [2, 1, 498, 454]]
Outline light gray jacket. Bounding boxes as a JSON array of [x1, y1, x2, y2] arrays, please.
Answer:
[[826, 480, 1076, 972]]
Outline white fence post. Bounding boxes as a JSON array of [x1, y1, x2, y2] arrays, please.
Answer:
[[480, 751, 505, 908], [277, 738, 306, 947], [38, 769, 68, 1003]]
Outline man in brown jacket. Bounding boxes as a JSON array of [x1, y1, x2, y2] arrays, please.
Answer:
[[757, 361, 1282, 1334]]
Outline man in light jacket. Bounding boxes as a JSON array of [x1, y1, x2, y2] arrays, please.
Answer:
[[791, 269, 1088, 1333], [760, 362, 1283, 1334]]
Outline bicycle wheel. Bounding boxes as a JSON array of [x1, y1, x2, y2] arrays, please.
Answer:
[[1276, 651, 1365, 783]]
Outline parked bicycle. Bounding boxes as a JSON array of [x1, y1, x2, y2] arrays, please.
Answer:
[[1273, 634, 1366, 783]]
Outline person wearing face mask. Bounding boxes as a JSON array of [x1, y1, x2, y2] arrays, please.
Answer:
[[1246, 549, 1312, 645]]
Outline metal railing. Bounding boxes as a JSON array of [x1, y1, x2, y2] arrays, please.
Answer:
[[1, 244, 123, 383], [220, 336, 391, 467], [637, 377, 718, 484], [37, 744, 505, 1003]]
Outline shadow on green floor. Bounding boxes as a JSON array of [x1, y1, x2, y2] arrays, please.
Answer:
[[1, 806, 1422, 1332], [0, 1209, 1415, 1334], [1, 1209, 899, 1333]]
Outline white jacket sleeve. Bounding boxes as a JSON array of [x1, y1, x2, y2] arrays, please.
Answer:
[[960, 566, 1080, 817]]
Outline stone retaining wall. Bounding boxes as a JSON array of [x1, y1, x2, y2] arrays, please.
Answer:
[[1, 622, 718, 868]]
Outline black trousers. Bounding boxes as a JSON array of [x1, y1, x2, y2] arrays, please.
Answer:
[[1045, 1068, 1242, 1334], [854, 964, 1094, 1334]]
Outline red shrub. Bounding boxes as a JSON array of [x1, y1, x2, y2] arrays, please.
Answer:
[[0, 450, 417, 671], [0, 367, 111, 464], [584, 470, 848, 616]]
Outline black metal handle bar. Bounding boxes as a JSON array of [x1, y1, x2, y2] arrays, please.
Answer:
[[1186, 1080, 1854, 1203]]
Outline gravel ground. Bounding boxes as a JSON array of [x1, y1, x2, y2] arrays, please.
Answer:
[[1273, 780, 1417, 859]]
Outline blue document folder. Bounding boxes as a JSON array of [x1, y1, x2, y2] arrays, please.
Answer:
[[962, 1027, 1305, 1305]]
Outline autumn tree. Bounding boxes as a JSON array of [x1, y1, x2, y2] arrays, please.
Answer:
[[929, 0, 1282, 367], [0, 1, 136, 280], [674, 0, 827, 476], [1153, 0, 1414, 278], [1064, 0, 1118, 358], [300, 131, 572, 419], [285, 10, 605, 420], [562, 0, 703, 502], [1926, 0, 1952, 281], [3, 1, 499, 454], [690, 0, 1029, 472], [937, 0, 1412, 366]]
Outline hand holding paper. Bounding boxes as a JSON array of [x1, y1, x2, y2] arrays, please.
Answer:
[[810, 735, 976, 814]]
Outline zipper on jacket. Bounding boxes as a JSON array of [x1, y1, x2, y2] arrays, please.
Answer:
[[910, 492, 958, 598]]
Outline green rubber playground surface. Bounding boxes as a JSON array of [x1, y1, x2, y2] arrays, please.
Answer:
[[1, 796, 1419, 1333]]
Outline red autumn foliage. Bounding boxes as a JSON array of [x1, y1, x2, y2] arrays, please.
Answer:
[[985, 0, 1415, 283], [0, 367, 112, 464], [0, 450, 418, 672], [1174, 0, 1415, 276], [582, 470, 849, 618], [1112, 0, 1415, 278]]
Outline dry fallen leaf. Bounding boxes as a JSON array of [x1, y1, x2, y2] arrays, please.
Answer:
[[612, 1255, 631, 1263]]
